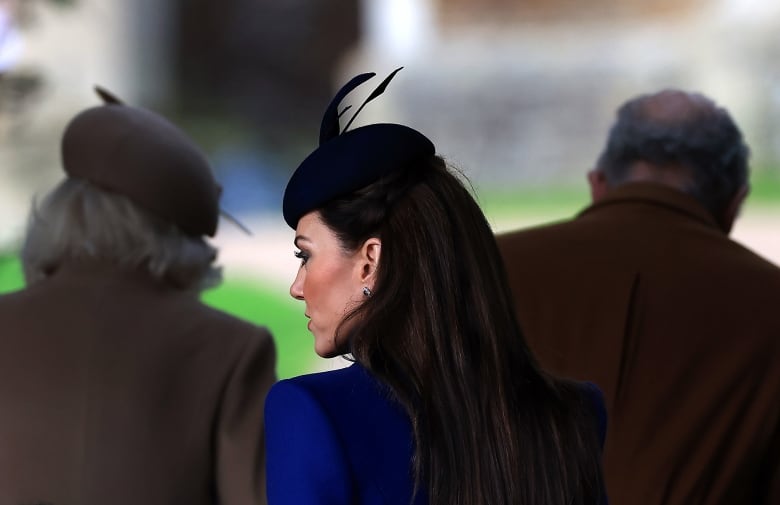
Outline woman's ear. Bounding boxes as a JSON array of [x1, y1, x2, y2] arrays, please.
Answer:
[[359, 237, 382, 285]]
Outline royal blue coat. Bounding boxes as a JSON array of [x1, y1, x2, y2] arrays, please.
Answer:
[[265, 363, 607, 505]]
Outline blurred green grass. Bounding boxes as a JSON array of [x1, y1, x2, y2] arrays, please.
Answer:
[[477, 183, 589, 229], [0, 255, 23, 294], [477, 168, 780, 229], [746, 168, 780, 206]]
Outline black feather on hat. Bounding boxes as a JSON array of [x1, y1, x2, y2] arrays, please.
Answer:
[[61, 87, 222, 237], [282, 68, 436, 229]]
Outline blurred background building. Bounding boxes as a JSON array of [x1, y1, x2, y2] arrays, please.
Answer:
[[1, 0, 779, 373], [2, 0, 780, 239]]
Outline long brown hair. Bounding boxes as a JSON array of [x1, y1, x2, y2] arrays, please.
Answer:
[[319, 155, 604, 505]]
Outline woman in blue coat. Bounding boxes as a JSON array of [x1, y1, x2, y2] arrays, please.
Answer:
[[265, 69, 607, 505]]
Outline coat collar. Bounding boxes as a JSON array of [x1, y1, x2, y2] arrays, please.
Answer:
[[579, 182, 724, 232], [48, 258, 178, 294]]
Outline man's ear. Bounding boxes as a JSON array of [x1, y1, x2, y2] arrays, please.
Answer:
[[358, 237, 382, 285], [720, 184, 750, 234], [587, 169, 609, 203]]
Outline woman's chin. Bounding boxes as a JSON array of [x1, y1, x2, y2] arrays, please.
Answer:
[[313, 336, 348, 359], [313, 337, 337, 358], [314, 347, 343, 359]]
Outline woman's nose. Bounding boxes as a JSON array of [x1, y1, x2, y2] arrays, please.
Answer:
[[290, 270, 304, 300]]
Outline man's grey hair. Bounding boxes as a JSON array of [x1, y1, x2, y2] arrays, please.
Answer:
[[596, 90, 750, 218], [22, 178, 221, 291]]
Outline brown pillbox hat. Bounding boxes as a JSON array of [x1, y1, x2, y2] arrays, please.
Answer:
[[61, 87, 221, 237]]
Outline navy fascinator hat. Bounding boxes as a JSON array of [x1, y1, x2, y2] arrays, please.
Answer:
[[282, 68, 436, 229]]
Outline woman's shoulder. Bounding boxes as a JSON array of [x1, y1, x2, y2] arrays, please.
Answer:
[[265, 363, 419, 504], [577, 381, 606, 411], [574, 381, 608, 446], [271, 362, 378, 401], [550, 378, 608, 446], [267, 363, 403, 423]]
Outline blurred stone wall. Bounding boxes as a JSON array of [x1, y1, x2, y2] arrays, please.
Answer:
[[2, 0, 780, 250], [441, 0, 704, 23], [0, 0, 150, 245], [345, 0, 780, 187]]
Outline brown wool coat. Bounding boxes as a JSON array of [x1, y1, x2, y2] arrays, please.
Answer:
[[497, 182, 780, 505], [0, 260, 276, 505]]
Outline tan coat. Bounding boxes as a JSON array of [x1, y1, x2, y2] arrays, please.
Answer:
[[497, 183, 780, 505], [0, 260, 276, 505]]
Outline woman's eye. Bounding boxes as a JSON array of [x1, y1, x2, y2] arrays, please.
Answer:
[[294, 250, 309, 265]]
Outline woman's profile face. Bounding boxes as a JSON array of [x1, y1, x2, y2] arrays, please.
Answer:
[[289, 211, 366, 357]]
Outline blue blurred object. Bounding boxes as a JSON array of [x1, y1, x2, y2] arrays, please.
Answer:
[[211, 147, 287, 215]]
